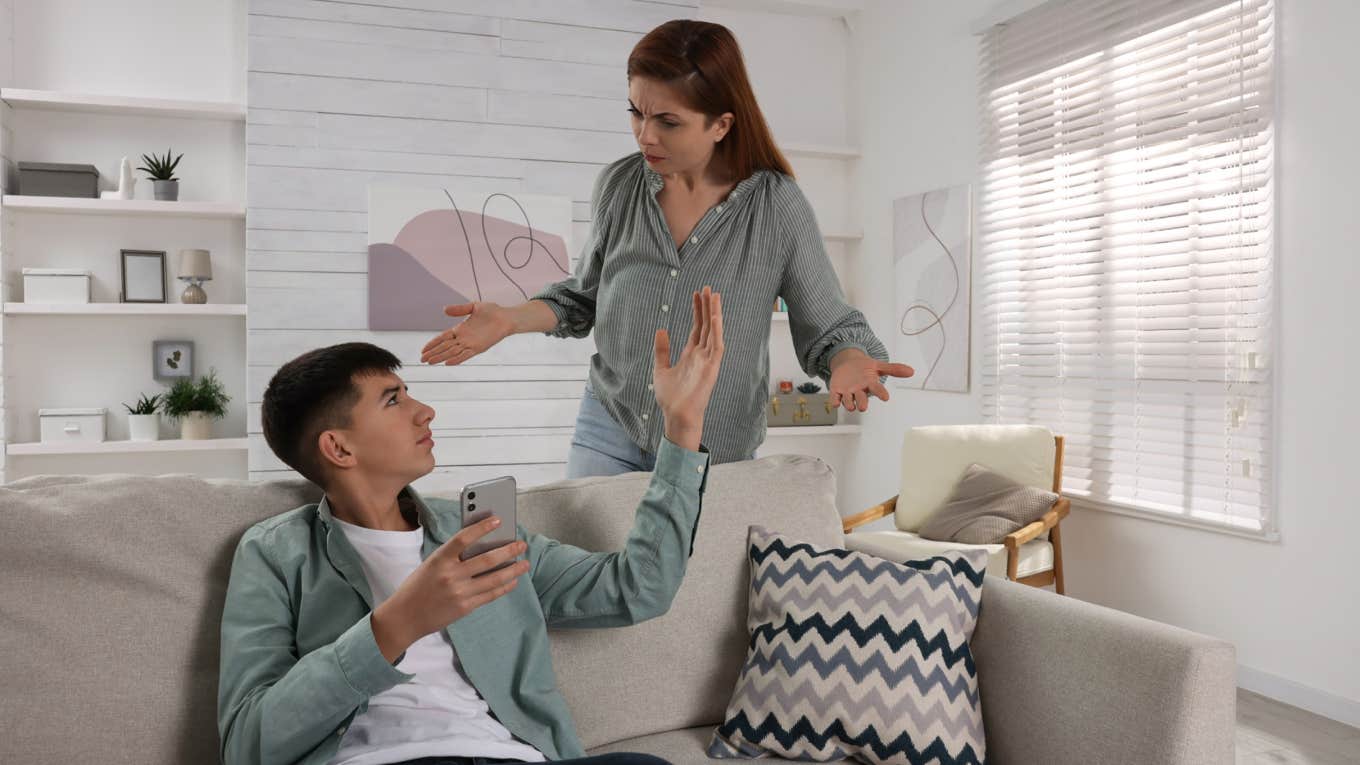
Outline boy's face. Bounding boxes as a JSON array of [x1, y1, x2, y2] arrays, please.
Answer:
[[327, 371, 437, 486]]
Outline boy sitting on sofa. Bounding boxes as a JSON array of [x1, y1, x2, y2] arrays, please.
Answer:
[[218, 289, 725, 765]]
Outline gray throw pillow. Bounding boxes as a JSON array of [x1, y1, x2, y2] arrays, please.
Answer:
[[917, 463, 1058, 545]]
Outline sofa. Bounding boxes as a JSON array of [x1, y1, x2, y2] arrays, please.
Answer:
[[0, 454, 1237, 764]]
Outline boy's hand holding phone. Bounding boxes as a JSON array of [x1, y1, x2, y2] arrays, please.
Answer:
[[652, 287, 725, 452], [371, 517, 528, 663]]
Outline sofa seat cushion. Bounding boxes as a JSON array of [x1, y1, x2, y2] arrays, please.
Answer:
[[845, 529, 1054, 579], [588, 726, 715, 765]]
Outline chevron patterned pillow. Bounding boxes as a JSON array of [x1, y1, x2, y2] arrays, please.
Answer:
[[707, 525, 988, 765]]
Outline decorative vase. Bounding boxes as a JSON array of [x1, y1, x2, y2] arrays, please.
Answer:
[[128, 413, 160, 442], [180, 411, 213, 440], [153, 180, 179, 201]]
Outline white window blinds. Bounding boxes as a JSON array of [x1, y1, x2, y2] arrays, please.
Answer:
[[978, 0, 1276, 535]]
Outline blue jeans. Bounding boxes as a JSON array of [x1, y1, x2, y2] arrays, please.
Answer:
[[565, 386, 657, 478]]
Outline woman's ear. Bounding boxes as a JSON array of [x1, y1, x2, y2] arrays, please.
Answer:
[[714, 112, 734, 142]]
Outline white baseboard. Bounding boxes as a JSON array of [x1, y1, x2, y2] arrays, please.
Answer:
[[1238, 663, 1360, 729]]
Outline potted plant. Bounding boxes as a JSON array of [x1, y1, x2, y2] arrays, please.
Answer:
[[123, 392, 162, 442], [138, 148, 183, 201], [163, 369, 230, 440]]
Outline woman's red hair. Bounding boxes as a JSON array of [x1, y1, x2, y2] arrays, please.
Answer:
[[628, 20, 794, 181]]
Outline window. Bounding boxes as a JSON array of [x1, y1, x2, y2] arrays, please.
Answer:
[[978, 0, 1276, 536]]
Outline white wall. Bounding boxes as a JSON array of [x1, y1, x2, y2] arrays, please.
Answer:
[[847, 0, 1360, 725], [0, 0, 247, 482]]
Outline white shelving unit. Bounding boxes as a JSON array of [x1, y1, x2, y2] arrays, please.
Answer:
[[2, 195, 245, 219], [0, 82, 248, 481], [6, 437, 249, 456]]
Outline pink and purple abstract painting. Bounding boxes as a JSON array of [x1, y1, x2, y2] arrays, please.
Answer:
[[368, 186, 573, 331]]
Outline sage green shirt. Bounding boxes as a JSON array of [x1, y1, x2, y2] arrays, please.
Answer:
[[217, 437, 710, 765]]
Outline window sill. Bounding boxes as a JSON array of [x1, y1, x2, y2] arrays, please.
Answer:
[[1070, 495, 1280, 543]]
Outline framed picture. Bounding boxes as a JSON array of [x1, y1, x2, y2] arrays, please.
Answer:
[[152, 340, 194, 381], [121, 249, 167, 303]]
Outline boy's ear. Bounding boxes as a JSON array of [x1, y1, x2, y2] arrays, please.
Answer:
[[317, 430, 357, 471]]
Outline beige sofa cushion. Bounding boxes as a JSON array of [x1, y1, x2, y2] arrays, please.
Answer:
[[896, 425, 1056, 531], [0, 473, 318, 765], [517, 455, 845, 751]]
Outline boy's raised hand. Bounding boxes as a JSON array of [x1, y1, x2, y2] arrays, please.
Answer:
[[652, 286, 724, 452]]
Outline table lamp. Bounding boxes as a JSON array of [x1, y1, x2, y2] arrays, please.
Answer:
[[177, 248, 212, 304]]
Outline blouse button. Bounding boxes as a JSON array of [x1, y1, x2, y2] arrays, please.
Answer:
[[661, 304, 670, 312], [690, 235, 699, 245], [670, 269, 678, 277], [642, 413, 650, 422]]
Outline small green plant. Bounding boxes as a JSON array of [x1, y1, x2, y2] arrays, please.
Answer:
[[797, 381, 822, 394], [123, 392, 162, 415], [138, 148, 182, 181], [162, 369, 231, 420]]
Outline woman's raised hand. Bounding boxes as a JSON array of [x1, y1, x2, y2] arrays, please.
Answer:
[[420, 302, 516, 366]]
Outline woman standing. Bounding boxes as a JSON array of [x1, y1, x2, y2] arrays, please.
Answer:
[[421, 19, 912, 478]]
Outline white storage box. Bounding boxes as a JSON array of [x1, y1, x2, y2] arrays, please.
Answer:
[[38, 408, 107, 444], [23, 268, 92, 304]]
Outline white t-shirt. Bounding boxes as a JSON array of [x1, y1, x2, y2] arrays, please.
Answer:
[[329, 516, 546, 765]]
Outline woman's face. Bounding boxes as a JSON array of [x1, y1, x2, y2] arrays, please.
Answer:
[[628, 76, 732, 178]]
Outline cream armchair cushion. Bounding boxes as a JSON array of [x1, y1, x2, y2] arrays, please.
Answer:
[[843, 529, 1055, 579], [895, 424, 1057, 532]]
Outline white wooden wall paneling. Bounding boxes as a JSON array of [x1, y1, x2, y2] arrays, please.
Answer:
[[246, 0, 698, 484]]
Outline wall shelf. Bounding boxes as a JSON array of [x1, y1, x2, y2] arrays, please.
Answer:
[[4, 303, 246, 316], [765, 425, 862, 437], [1, 196, 245, 219], [783, 142, 861, 160], [0, 88, 246, 122], [6, 437, 250, 457], [824, 231, 863, 242]]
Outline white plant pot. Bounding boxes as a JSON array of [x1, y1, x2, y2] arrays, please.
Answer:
[[180, 411, 213, 440], [128, 413, 160, 442]]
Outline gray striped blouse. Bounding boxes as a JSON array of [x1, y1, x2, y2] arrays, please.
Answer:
[[533, 152, 888, 464]]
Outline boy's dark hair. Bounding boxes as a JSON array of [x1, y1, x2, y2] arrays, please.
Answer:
[[261, 342, 402, 487]]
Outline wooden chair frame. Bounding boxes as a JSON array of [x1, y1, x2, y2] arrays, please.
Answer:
[[842, 435, 1069, 594]]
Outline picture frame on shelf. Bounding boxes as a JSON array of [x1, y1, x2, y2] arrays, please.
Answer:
[[152, 340, 194, 381], [121, 249, 167, 303]]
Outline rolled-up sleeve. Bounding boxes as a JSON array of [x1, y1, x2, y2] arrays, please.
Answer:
[[777, 187, 889, 381], [531, 164, 615, 339]]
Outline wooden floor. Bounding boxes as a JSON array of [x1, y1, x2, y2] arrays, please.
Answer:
[[1237, 689, 1360, 764]]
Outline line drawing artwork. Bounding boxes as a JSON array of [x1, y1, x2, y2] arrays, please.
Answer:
[[893, 184, 971, 392], [368, 186, 573, 331]]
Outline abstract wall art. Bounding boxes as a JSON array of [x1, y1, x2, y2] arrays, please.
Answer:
[[893, 184, 972, 392], [368, 186, 573, 331]]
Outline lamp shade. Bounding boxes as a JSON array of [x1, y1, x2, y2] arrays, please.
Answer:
[[177, 249, 213, 281]]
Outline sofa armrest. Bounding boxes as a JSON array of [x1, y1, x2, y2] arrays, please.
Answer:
[[972, 578, 1236, 765]]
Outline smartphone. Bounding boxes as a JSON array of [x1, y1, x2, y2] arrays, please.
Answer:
[[459, 475, 518, 568]]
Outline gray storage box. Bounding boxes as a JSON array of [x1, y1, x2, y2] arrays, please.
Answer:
[[18, 162, 100, 198], [767, 392, 839, 427]]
